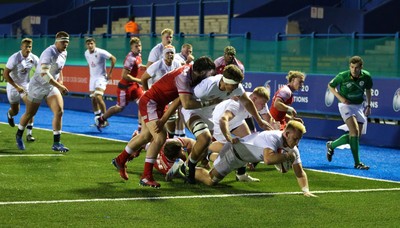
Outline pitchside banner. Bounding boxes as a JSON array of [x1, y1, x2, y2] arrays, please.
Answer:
[[242, 72, 400, 120], [62, 65, 145, 96], [1, 64, 398, 120]]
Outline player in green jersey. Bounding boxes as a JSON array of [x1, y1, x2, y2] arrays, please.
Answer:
[[326, 56, 373, 170]]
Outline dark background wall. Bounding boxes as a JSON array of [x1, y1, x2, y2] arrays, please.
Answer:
[[0, 0, 399, 38], [1, 0, 398, 38]]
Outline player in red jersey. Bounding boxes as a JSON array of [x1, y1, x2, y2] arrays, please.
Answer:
[[111, 56, 220, 188], [153, 137, 192, 178], [95, 37, 144, 131], [269, 71, 305, 130], [214, 46, 244, 74]]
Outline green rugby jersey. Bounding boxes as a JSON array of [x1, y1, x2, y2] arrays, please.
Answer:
[[329, 69, 373, 104]]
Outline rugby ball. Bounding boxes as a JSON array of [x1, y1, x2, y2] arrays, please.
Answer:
[[274, 149, 293, 173], [274, 160, 292, 173]]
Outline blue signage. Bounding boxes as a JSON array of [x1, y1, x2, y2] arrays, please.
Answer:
[[243, 72, 400, 120]]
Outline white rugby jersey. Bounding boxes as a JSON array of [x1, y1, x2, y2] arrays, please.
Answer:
[[147, 43, 164, 63], [174, 53, 194, 65], [237, 131, 301, 165], [145, 58, 181, 88], [181, 74, 245, 123], [5, 51, 39, 84], [212, 92, 269, 132], [32, 44, 67, 87], [84, 47, 112, 78]]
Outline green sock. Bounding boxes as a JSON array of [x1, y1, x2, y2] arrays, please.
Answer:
[[331, 133, 349, 149], [349, 136, 360, 165]]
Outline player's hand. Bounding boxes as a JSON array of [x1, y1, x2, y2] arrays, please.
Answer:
[[155, 119, 166, 133], [303, 192, 318, 197], [106, 73, 112, 81], [340, 98, 351, 105], [58, 85, 69, 95], [286, 106, 297, 117], [230, 137, 240, 144], [286, 151, 296, 163], [271, 120, 281, 130], [16, 85, 26, 94], [292, 117, 304, 124], [187, 54, 195, 63], [258, 119, 274, 131]]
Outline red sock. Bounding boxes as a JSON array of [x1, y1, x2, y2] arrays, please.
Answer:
[[116, 150, 130, 164], [142, 162, 154, 178]]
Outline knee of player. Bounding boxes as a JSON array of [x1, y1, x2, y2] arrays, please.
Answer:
[[113, 105, 124, 113], [53, 108, 64, 117], [10, 108, 20, 115]]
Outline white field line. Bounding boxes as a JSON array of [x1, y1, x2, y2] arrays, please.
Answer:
[[0, 122, 129, 143], [305, 168, 400, 184], [0, 187, 399, 206], [0, 154, 64, 157]]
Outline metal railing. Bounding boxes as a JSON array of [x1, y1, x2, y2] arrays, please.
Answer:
[[1, 32, 399, 77]]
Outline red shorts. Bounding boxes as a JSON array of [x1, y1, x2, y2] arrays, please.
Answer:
[[139, 95, 165, 123], [116, 83, 144, 107]]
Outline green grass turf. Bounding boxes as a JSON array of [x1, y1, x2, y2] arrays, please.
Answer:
[[0, 123, 399, 227]]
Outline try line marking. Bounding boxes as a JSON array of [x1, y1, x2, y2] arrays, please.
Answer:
[[1, 187, 399, 206]]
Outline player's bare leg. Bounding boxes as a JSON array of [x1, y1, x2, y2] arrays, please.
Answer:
[[139, 120, 167, 188]]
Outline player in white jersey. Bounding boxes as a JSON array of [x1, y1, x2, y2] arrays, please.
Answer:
[[181, 65, 273, 184], [141, 45, 181, 90], [208, 86, 279, 181], [172, 43, 194, 137], [4, 38, 39, 142], [211, 87, 276, 144], [15, 31, 70, 152], [174, 43, 194, 65], [145, 28, 173, 68], [142, 45, 185, 138], [192, 120, 317, 197], [84, 38, 116, 121]]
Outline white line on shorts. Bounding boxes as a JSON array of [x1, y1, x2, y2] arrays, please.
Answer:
[[0, 187, 399, 206]]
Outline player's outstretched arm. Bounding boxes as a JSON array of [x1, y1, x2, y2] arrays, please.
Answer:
[[293, 163, 318, 197]]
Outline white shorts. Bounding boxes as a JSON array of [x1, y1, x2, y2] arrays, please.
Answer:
[[213, 143, 247, 177], [27, 79, 61, 103], [338, 103, 367, 123], [338, 103, 367, 134], [213, 120, 246, 143], [89, 76, 108, 92], [167, 102, 179, 122], [6, 82, 28, 104], [181, 108, 214, 132]]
